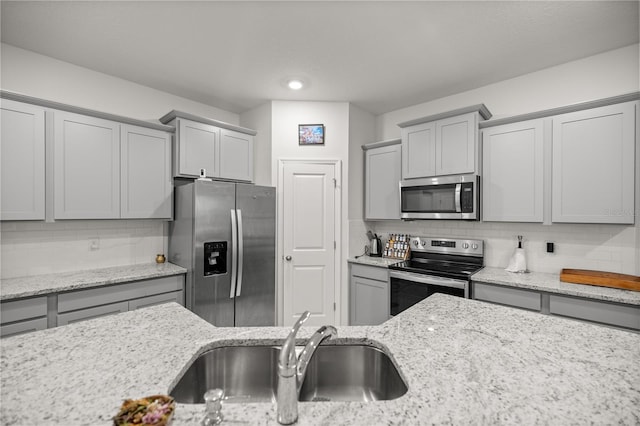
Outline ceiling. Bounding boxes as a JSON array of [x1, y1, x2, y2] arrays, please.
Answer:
[[1, 1, 638, 115]]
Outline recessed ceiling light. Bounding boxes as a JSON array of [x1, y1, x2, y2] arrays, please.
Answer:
[[287, 79, 304, 90]]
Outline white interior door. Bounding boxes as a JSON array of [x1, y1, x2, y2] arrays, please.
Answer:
[[282, 162, 337, 326]]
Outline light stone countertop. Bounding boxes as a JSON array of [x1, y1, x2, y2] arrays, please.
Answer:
[[473, 267, 640, 306], [1, 295, 639, 425], [348, 256, 402, 268], [0, 263, 187, 301]]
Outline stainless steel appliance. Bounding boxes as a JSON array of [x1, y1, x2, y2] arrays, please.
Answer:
[[169, 179, 276, 326], [369, 234, 382, 257], [400, 174, 479, 220], [388, 236, 484, 316]]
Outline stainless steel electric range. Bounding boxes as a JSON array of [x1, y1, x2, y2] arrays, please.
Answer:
[[388, 236, 484, 316]]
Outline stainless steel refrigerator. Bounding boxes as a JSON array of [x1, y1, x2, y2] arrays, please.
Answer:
[[168, 179, 276, 326]]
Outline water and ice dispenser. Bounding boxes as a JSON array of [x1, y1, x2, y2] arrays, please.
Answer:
[[204, 242, 227, 276]]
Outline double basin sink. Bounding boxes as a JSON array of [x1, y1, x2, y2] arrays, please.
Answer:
[[170, 343, 407, 404]]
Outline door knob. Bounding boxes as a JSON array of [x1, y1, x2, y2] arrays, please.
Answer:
[[285, 255, 292, 261]]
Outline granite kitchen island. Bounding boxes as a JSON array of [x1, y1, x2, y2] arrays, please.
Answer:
[[1, 294, 638, 425]]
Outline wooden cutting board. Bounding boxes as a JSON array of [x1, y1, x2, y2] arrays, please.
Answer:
[[560, 269, 640, 292]]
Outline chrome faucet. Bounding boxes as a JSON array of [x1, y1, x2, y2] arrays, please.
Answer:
[[277, 311, 337, 425]]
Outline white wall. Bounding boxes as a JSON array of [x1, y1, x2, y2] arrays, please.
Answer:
[[367, 44, 640, 275], [348, 104, 376, 259], [0, 44, 240, 278], [240, 102, 273, 186], [376, 44, 640, 140], [1, 43, 239, 123]]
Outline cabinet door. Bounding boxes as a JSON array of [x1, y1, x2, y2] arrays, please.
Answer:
[[552, 102, 636, 224], [0, 100, 45, 220], [121, 125, 172, 219], [549, 294, 640, 331], [365, 144, 401, 220], [401, 121, 435, 178], [482, 120, 544, 222], [54, 111, 120, 219], [436, 112, 476, 176], [57, 301, 129, 326], [350, 275, 389, 326], [473, 282, 541, 311], [219, 128, 253, 182], [176, 119, 218, 178], [1, 317, 48, 338], [128, 290, 184, 310]]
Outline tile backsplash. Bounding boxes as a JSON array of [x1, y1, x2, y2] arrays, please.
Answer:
[[364, 220, 638, 275], [0, 220, 167, 279]]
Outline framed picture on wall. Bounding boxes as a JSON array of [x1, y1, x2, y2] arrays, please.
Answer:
[[298, 124, 325, 145]]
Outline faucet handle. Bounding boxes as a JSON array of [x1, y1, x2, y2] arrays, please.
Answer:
[[279, 311, 310, 369]]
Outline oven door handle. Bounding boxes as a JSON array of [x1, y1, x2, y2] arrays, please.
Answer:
[[389, 271, 467, 289]]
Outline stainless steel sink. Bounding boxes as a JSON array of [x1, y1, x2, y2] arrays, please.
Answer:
[[170, 345, 280, 404], [170, 343, 407, 404], [298, 345, 408, 402]]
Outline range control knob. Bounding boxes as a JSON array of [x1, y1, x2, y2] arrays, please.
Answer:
[[471, 243, 479, 250], [412, 240, 419, 247], [462, 242, 470, 249]]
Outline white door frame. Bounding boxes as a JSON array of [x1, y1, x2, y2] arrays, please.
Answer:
[[277, 158, 342, 326]]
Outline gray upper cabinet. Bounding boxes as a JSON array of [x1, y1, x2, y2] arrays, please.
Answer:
[[435, 112, 477, 176], [121, 125, 173, 219], [482, 119, 544, 222], [175, 118, 219, 178], [1, 91, 174, 221], [0, 99, 46, 221], [363, 139, 401, 220], [219, 128, 253, 182], [552, 101, 636, 224], [160, 110, 256, 182], [399, 105, 491, 179], [401, 121, 435, 179], [54, 111, 121, 219]]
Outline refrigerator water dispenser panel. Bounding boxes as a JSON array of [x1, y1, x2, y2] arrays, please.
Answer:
[[204, 242, 227, 276]]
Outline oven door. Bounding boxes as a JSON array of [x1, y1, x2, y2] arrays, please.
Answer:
[[389, 271, 468, 316]]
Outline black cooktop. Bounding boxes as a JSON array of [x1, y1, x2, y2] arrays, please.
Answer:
[[389, 255, 484, 280]]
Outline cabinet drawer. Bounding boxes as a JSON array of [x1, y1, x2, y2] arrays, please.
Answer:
[[473, 282, 541, 311], [58, 275, 184, 313], [351, 264, 388, 282], [57, 301, 129, 326], [549, 294, 640, 331], [0, 296, 48, 324], [1, 317, 48, 338], [128, 290, 184, 310]]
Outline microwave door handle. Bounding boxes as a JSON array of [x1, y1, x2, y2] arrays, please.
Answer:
[[455, 183, 462, 213]]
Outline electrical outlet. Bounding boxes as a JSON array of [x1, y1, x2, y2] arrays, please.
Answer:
[[89, 238, 100, 251]]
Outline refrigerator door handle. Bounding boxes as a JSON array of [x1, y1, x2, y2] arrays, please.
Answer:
[[230, 209, 238, 299], [236, 209, 244, 297]]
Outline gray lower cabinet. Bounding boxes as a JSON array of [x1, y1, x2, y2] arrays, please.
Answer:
[[350, 264, 390, 326], [1, 275, 185, 337], [56, 275, 184, 326], [549, 294, 640, 331], [473, 282, 541, 311], [472, 281, 639, 331], [0, 296, 48, 338]]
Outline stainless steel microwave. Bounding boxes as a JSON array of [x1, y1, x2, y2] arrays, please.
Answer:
[[400, 174, 479, 220]]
